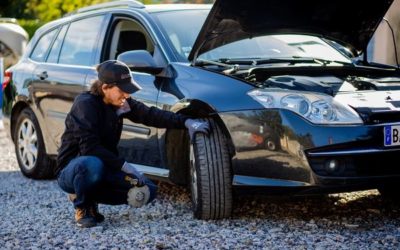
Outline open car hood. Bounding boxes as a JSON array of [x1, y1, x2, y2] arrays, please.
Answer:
[[188, 0, 393, 61]]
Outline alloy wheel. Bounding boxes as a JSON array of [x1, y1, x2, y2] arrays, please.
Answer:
[[265, 139, 276, 151], [17, 118, 38, 170]]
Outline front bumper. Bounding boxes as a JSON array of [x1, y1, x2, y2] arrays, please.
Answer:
[[220, 109, 400, 194]]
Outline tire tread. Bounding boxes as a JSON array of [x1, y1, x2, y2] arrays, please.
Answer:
[[192, 118, 232, 219]]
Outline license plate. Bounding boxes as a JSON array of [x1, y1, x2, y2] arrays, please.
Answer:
[[384, 125, 400, 146]]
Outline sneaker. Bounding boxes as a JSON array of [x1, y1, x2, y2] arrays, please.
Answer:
[[89, 203, 105, 223], [68, 194, 104, 223], [75, 207, 97, 228]]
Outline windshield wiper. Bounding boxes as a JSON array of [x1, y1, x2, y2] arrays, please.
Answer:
[[193, 57, 352, 75], [193, 59, 240, 74], [219, 57, 353, 66]]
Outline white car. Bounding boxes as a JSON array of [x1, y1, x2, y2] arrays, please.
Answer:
[[0, 18, 28, 69], [0, 18, 28, 112]]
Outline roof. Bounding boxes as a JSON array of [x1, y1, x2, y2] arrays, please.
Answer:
[[145, 4, 211, 13]]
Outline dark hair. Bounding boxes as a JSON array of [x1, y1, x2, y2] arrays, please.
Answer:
[[89, 80, 115, 96], [91, 63, 116, 96], [90, 79, 105, 96]]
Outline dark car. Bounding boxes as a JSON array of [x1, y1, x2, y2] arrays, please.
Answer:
[[2, 0, 400, 219]]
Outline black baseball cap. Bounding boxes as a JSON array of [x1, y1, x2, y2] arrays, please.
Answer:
[[97, 60, 142, 94]]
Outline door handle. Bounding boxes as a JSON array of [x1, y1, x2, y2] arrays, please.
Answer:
[[36, 71, 48, 80]]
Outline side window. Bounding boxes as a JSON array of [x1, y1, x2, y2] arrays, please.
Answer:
[[47, 25, 68, 63], [109, 19, 155, 60], [59, 15, 105, 66], [30, 28, 58, 62]]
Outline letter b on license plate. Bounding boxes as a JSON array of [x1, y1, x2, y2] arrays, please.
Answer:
[[384, 125, 400, 146]]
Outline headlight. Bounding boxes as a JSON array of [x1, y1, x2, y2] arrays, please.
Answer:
[[248, 89, 362, 124], [281, 94, 311, 116]]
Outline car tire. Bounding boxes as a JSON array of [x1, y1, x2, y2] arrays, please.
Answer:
[[14, 108, 54, 179], [189, 118, 233, 219], [264, 138, 276, 151]]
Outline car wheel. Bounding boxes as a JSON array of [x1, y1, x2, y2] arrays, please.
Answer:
[[14, 108, 54, 179], [189, 118, 233, 219], [264, 138, 276, 151]]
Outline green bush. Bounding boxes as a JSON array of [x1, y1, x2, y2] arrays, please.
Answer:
[[17, 19, 45, 40]]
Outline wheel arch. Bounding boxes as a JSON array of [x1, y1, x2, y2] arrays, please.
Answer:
[[10, 100, 54, 156], [165, 99, 235, 186], [10, 101, 30, 142], [12, 104, 56, 179]]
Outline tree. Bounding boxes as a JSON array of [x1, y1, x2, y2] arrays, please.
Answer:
[[25, 0, 213, 22], [1, 0, 215, 22], [25, 0, 108, 22], [0, 0, 33, 19]]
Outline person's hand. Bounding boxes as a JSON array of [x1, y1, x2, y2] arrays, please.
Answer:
[[116, 99, 131, 116], [184, 119, 210, 142], [121, 162, 145, 185]]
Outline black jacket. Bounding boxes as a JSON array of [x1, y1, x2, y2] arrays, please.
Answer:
[[56, 92, 187, 176]]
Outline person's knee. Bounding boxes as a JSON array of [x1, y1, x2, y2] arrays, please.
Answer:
[[77, 156, 105, 185]]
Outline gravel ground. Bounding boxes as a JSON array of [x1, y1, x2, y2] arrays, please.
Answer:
[[1, 123, 400, 249]]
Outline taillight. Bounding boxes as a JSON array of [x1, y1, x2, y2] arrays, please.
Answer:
[[2, 70, 12, 90]]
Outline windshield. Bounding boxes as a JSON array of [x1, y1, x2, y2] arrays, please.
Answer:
[[152, 10, 208, 61], [152, 10, 352, 64]]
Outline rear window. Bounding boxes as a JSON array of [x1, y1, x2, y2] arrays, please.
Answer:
[[30, 28, 58, 62], [47, 25, 68, 63]]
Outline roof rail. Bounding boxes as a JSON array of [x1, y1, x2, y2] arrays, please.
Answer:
[[76, 0, 145, 14]]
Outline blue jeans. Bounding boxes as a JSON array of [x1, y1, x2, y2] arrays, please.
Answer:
[[57, 156, 157, 208]]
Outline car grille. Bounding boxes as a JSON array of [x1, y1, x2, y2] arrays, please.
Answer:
[[356, 108, 400, 124]]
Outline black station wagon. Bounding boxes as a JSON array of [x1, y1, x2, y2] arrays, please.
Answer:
[[2, 0, 400, 219]]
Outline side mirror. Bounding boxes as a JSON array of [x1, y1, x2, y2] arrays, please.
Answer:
[[117, 50, 164, 74]]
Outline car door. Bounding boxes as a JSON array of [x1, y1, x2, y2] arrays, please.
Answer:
[[30, 14, 109, 154], [96, 15, 164, 167]]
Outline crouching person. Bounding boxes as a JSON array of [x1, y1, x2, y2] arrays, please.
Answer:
[[56, 60, 209, 228]]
